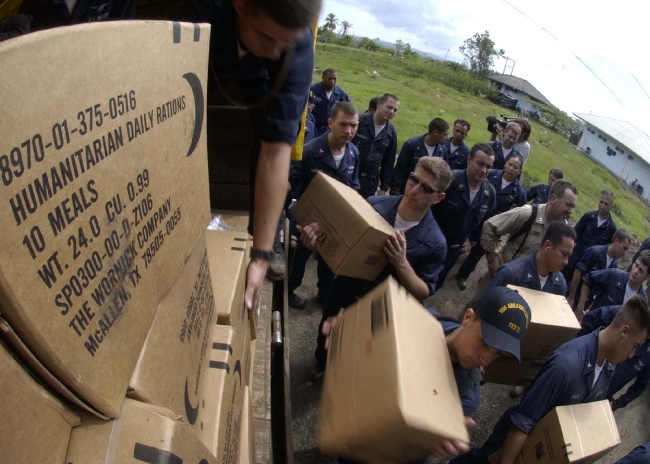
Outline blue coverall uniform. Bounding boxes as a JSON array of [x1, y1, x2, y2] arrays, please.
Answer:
[[444, 139, 470, 170], [615, 443, 650, 464], [20, 0, 134, 30], [628, 236, 650, 271], [582, 269, 647, 310], [570, 244, 619, 308], [450, 330, 614, 464], [390, 134, 447, 194], [288, 133, 360, 298], [526, 183, 550, 204], [310, 82, 351, 134], [488, 250, 567, 295], [457, 169, 527, 281], [431, 170, 496, 289], [578, 305, 650, 411], [352, 113, 398, 198], [316, 195, 447, 367], [563, 210, 617, 288], [487, 140, 521, 170]]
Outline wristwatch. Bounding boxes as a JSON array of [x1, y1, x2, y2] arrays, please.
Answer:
[[250, 247, 275, 262]]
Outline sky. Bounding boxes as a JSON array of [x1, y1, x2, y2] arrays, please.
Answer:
[[319, 0, 650, 134]]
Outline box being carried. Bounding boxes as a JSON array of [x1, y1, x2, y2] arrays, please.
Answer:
[[292, 172, 394, 281], [0, 21, 211, 417], [0, 342, 80, 464], [483, 285, 580, 386], [318, 277, 468, 464], [489, 400, 620, 464]]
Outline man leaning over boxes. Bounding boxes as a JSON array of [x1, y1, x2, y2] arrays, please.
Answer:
[[449, 294, 650, 464], [320, 286, 533, 463], [298, 156, 452, 378]]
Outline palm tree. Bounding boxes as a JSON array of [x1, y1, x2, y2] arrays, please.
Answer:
[[339, 21, 353, 37], [324, 13, 338, 32], [394, 39, 405, 54]]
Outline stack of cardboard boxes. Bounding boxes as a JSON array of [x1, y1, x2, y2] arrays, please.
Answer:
[[0, 21, 256, 464]]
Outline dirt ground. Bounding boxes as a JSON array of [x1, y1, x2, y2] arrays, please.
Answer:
[[289, 237, 650, 463]]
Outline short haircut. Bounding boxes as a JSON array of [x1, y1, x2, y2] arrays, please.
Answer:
[[330, 101, 358, 120], [549, 167, 564, 179], [368, 97, 379, 111], [505, 122, 521, 136], [322, 68, 336, 77], [636, 250, 650, 274], [454, 119, 471, 131], [601, 188, 614, 202], [469, 143, 495, 160], [542, 221, 576, 247], [514, 118, 531, 141], [612, 229, 631, 244], [378, 93, 399, 105], [505, 151, 523, 167], [244, 0, 321, 29], [549, 179, 578, 199], [415, 157, 453, 191], [611, 294, 650, 336], [428, 118, 449, 134]]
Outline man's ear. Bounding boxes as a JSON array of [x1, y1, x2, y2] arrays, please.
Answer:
[[431, 192, 445, 206], [232, 0, 246, 16]]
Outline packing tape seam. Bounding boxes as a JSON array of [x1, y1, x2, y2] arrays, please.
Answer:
[[551, 294, 570, 327], [105, 407, 124, 464], [599, 400, 619, 443], [568, 405, 585, 458], [351, 303, 360, 437]]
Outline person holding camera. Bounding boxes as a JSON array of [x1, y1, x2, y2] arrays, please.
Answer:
[[487, 122, 521, 170]]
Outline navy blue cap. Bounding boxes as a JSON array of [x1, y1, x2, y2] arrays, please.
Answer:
[[473, 286, 531, 362]]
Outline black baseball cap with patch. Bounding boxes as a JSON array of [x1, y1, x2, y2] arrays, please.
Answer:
[[473, 286, 531, 362]]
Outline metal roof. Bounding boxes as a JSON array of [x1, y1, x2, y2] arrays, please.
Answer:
[[487, 74, 552, 106], [573, 113, 650, 165]]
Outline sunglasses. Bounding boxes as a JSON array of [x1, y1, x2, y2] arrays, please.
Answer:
[[407, 173, 440, 195]]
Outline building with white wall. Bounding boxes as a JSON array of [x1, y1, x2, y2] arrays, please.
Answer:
[[574, 113, 650, 202]]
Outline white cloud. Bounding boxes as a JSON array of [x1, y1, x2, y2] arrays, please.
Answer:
[[320, 0, 650, 133]]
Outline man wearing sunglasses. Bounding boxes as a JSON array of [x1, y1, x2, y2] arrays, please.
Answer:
[[298, 157, 453, 379], [431, 143, 497, 290]]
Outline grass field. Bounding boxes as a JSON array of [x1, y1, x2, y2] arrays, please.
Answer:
[[313, 44, 650, 239]]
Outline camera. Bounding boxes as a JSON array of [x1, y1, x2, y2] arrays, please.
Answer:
[[486, 115, 516, 133]]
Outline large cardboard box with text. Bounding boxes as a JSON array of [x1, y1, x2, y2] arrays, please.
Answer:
[[318, 277, 469, 464], [129, 230, 251, 441], [483, 285, 581, 386], [0, 21, 211, 417], [0, 341, 80, 464], [200, 323, 252, 461], [65, 399, 217, 464], [489, 400, 620, 464], [292, 172, 394, 281], [239, 386, 256, 464]]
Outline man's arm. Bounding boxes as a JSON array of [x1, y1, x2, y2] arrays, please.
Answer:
[[498, 427, 528, 464], [568, 268, 583, 305], [576, 280, 592, 321], [244, 141, 291, 311], [481, 206, 532, 274], [573, 213, 588, 240], [379, 133, 398, 194], [611, 368, 650, 410]]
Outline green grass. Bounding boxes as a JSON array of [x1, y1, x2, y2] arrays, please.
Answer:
[[313, 45, 650, 239]]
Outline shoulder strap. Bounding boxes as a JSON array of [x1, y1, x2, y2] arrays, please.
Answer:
[[507, 204, 539, 259]]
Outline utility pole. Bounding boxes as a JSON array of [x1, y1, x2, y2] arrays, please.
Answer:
[[502, 56, 510, 74], [444, 48, 450, 60], [509, 59, 516, 75]]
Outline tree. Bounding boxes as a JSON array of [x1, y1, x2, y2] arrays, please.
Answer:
[[335, 35, 354, 47], [459, 31, 504, 76], [394, 39, 405, 55], [358, 37, 380, 52], [541, 104, 577, 132], [324, 13, 338, 32], [316, 26, 335, 43], [339, 20, 353, 37]]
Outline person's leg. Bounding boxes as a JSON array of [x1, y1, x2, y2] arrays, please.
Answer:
[[457, 243, 485, 287], [316, 254, 335, 301], [436, 248, 460, 291], [287, 240, 312, 308]]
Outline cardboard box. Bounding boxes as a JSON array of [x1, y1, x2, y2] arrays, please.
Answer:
[[128, 233, 214, 428], [489, 401, 620, 464], [239, 386, 256, 464], [292, 172, 394, 281], [318, 277, 469, 464], [483, 286, 580, 386], [0, 341, 80, 464], [200, 324, 251, 460], [0, 22, 211, 417], [65, 399, 217, 464], [205, 230, 256, 339]]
